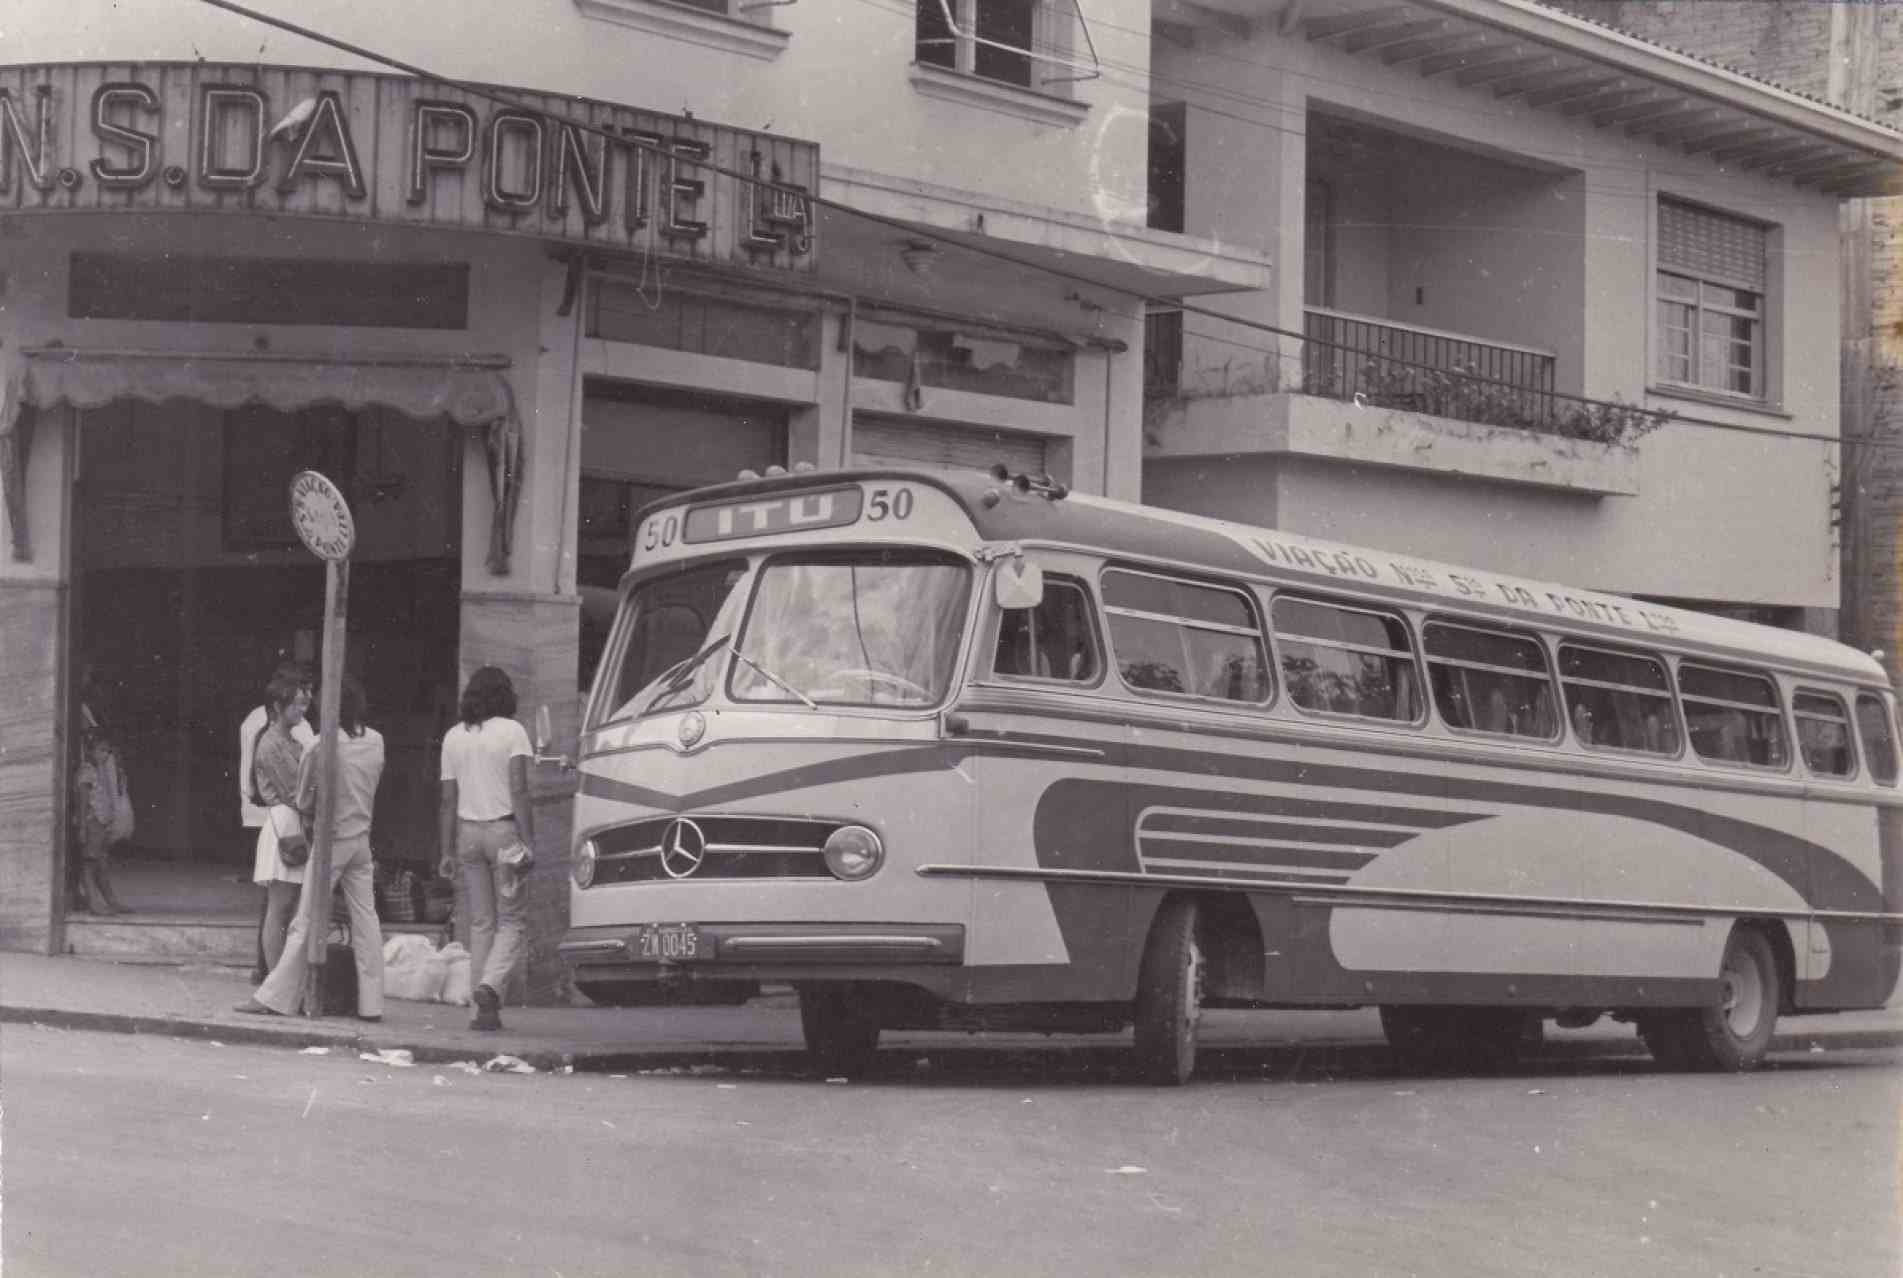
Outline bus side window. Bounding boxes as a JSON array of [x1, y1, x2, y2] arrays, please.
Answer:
[[1680, 662, 1788, 770], [1854, 692, 1897, 785], [1101, 569, 1271, 704], [1794, 690, 1856, 778], [994, 577, 1100, 684], [1272, 596, 1420, 724], [1423, 620, 1558, 741], [1558, 644, 1677, 756]]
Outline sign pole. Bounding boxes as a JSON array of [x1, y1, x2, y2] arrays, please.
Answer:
[[287, 471, 356, 1018], [301, 557, 349, 1015]]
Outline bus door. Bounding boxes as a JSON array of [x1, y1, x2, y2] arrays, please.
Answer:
[[955, 557, 1136, 1004]]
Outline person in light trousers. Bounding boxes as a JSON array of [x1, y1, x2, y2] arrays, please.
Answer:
[[237, 674, 386, 1021], [438, 666, 536, 1032]]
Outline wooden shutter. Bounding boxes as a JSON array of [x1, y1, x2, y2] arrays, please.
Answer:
[[1659, 200, 1765, 289]]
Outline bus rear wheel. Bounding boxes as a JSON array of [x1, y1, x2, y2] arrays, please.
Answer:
[[799, 986, 881, 1077], [1646, 928, 1781, 1072], [1133, 898, 1203, 1086]]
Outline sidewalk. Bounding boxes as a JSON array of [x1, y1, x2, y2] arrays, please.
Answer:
[[4, 952, 1900, 1076]]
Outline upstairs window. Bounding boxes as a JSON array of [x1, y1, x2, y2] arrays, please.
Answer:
[[1558, 644, 1679, 756], [1657, 199, 1768, 400], [1679, 662, 1789, 770], [1794, 690, 1856, 779], [1103, 570, 1271, 704], [1423, 621, 1558, 741], [1272, 597, 1421, 724], [917, 0, 1054, 90], [1855, 692, 1899, 786]]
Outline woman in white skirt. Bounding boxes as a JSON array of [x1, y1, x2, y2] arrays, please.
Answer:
[[248, 670, 311, 970]]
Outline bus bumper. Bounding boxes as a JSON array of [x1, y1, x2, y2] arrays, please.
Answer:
[[559, 922, 967, 1000]]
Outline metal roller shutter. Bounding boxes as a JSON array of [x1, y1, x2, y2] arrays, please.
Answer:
[[851, 416, 1050, 478], [1659, 200, 1765, 290]]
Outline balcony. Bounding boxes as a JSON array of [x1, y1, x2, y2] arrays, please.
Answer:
[[1142, 307, 1647, 497]]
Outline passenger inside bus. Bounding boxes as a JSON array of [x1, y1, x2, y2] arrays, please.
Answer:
[[994, 579, 1098, 683]]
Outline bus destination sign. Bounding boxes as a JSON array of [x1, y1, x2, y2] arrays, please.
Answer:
[[680, 488, 865, 546]]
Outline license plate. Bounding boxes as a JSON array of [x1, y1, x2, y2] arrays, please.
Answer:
[[634, 923, 702, 961]]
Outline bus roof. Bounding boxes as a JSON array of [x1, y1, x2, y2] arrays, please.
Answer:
[[638, 467, 1889, 686]]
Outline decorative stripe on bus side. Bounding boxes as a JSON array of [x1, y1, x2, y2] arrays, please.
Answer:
[[911, 864, 1903, 926]]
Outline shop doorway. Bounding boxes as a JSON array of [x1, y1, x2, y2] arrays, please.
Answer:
[[576, 381, 789, 687], [69, 399, 461, 916]]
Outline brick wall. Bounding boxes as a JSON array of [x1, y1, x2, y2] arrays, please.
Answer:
[[1549, 1, 1832, 98]]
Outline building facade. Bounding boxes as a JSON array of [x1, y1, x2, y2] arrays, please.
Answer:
[[1138, 0, 1902, 631], [0, 0, 1269, 986], [1541, 0, 1903, 682]]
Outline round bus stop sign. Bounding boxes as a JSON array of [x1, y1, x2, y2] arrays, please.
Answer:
[[289, 470, 355, 561]]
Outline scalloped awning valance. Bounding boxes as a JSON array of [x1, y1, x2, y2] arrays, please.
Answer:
[[1, 349, 524, 573]]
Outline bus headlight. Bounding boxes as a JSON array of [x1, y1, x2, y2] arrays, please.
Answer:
[[823, 825, 884, 880], [573, 838, 599, 889]]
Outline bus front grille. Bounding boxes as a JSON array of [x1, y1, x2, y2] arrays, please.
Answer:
[[588, 815, 834, 884]]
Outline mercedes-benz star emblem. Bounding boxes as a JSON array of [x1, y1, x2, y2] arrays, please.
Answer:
[[659, 818, 708, 879]]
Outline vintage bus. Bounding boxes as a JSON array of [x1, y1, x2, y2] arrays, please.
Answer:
[[557, 465, 1902, 1083]]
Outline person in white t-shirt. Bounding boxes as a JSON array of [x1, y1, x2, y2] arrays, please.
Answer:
[[241, 662, 314, 980], [438, 666, 536, 1031]]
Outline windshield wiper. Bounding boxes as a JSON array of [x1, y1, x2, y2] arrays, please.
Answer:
[[730, 646, 818, 709], [645, 631, 732, 708]]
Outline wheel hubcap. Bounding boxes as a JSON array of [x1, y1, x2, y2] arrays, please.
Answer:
[[1183, 938, 1204, 1034], [1721, 950, 1766, 1037]]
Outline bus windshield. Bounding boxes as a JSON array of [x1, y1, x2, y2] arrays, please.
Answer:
[[598, 560, 750, 724], [731, 551, 972, 708]]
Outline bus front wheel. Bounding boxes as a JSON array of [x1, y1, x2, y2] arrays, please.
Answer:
[[799, 986, 881, 1077], [1133, 898, 1204, 1086], [1646, 928, 1782, 1072]]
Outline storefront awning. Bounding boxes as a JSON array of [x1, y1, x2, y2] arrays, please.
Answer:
[[2, 349, 524, 573]]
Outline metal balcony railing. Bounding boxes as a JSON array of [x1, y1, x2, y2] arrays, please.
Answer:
[[1300, 307, 1559, 427]]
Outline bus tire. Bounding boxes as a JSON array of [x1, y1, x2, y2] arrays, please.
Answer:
[[799, 986, 881, 1077], [1132, 898, 1203, 1086], [1678, 927, 1782, 1072]]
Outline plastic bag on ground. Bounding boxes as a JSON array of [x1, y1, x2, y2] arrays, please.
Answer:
[[382, 933, 446, 1003], [438, 941, 473, 1006]]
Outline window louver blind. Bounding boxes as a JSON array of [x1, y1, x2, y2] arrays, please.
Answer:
[[1659, 200, 1765, 289]]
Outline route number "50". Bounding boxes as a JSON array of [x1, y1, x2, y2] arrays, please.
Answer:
[[866, 487, 915, 522]]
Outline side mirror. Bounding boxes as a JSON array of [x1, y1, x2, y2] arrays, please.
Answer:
[[992, 557, 1045, 611], [532, 704, 574, 771]]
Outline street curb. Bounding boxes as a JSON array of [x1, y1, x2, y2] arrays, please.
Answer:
[[8, 1003, 1899, 1075]]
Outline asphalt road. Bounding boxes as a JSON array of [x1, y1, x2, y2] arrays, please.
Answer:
[[5, 1024, 1898, 1278]]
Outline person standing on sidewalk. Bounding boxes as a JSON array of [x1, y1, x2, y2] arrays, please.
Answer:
[[241, 661, 314, 980], [438, 666, 536, 1032], [248, 669, 314, 972], [236, 674, 386, 1021]]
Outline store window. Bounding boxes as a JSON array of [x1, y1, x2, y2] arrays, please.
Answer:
[[916, 0, 1064, 90], [1657, 199, 1769, 399], [853, 318, 1074, 404], [1272, 597, 1420, 723], [1103, 569, 1270, 704], [590, 281, 820, 370], [1557, 644, 1679, 756]]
